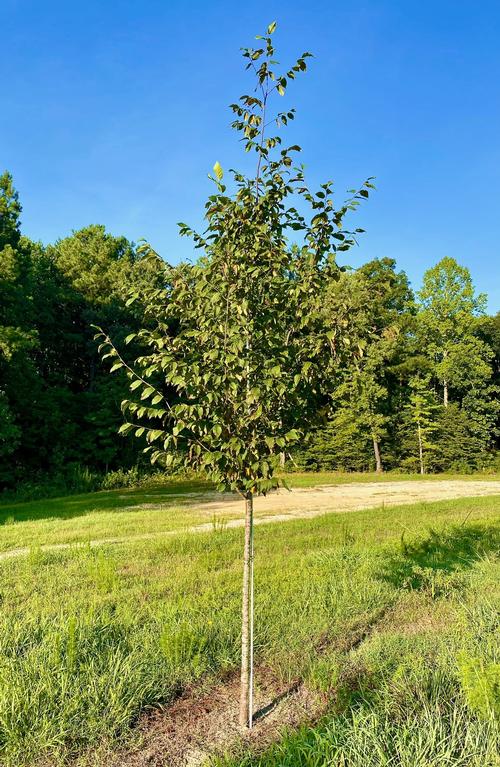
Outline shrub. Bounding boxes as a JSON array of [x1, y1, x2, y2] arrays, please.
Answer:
[[99, 466, 141, 490]]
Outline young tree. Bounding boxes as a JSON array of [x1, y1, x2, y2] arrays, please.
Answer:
[[96, 23, 371, 727], [404, 375, 438, 474]]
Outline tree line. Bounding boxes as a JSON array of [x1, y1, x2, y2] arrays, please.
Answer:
[[0, 172, 166, 488], [1, 173, 498, 490], [300, 254, 499, 474]]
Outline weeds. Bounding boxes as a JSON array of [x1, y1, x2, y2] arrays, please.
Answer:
[[458, 652, 500, 720]]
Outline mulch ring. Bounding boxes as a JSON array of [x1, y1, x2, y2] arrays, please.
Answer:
[[111, 667, 325, 767]]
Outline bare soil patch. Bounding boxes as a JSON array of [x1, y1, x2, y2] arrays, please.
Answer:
[[106, 669, 323, 767], [201, 478, 500, 521], [96, 607, 391, 766]]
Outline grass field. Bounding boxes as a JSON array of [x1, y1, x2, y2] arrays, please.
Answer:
[[0, 475, 498, 765], [1, 470, 499, 554]]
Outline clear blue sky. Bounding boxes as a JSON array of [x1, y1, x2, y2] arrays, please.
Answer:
[[3, 0, 500, 311]]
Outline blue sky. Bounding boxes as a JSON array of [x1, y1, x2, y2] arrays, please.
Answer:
[[3, 0, 500, 311]]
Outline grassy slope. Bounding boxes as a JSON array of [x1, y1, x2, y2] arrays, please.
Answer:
[[1, 471, 499, 553], [0, 480, 498, 765], [0, 479, 216, 552]]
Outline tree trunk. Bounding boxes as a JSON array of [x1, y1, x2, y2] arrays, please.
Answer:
[[239, 493, 254, 728], [443, 379, 448, 408], [372, 437, 383, 473], [417, 423, 424, 475]]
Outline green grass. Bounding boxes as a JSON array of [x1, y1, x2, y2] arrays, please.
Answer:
[[1, 470, 498, 553], [0, 478, 216, 552], [0, 479, 498, 765], [286, 469, 500, 488], [216, 702, 499, 767]]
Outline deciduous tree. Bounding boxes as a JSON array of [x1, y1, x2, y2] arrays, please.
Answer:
[[404, 374, 438, 474], [418, 257, 487, 407], [96, 23, 371, 727]]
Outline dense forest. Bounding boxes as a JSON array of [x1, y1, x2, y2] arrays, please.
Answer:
[[1, 170, 499, 493]]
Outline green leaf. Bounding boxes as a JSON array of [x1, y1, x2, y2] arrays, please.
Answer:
[[267, 20, 277, 34], [147, 429, 164, 442], [213, 161, 224, 180]]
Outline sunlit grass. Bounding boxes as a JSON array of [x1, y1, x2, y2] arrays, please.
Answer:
[[0, 490, 498, 765], [286, 469, 500, 488], [1, 471, 499, 553]]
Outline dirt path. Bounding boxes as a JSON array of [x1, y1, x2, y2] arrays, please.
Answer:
[[1, 479, 499, 563], [200, 478, 500, 517]]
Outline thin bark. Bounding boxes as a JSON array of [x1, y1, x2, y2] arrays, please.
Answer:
[[373, 437, 383, 473], [417, 422, 424, 475], [239, 493, 254, 728]]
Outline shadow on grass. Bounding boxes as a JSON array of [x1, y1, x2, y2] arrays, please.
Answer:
[[381, 523, 500, 592], [0, 479, 216, 526]]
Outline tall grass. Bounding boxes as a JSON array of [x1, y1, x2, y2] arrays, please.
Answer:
[[0, 465, 192, 504], [215, 550, 500, 767], [216, 703, 498, 767], [0, 496, 498, 765]]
